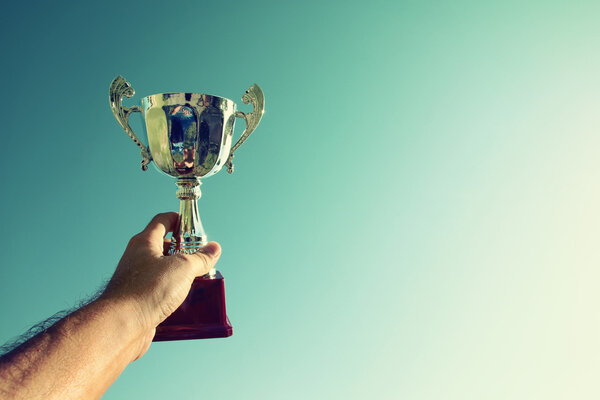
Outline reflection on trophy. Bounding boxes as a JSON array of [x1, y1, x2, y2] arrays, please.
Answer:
[[109, 76, 264, 341]]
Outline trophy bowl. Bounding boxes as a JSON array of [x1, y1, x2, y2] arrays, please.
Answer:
[[109, 76, 264, 341], [142, 92, 236, 179]]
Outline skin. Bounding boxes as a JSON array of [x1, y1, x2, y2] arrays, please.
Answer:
[[0, 212, 221, 399]]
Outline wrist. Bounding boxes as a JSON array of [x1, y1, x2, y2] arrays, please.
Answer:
[[87, 296, 151, 361]]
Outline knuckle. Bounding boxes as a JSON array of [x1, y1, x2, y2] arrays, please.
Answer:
[[150, 213, 166, 224], [128, 233, 143, 246], [152, 212, 177, 225], [128, 232, 153, 249]]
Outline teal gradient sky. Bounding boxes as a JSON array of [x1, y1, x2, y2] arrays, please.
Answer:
[[1, 1, 600, 398]]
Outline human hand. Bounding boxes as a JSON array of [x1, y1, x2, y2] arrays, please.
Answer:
[[100, 212, 221, 358]]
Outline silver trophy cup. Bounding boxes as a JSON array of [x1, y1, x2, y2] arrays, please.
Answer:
[[109, 75, 264, 254], [109, 76, 264, 341]]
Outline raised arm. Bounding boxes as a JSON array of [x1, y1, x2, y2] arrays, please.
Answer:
[[0, 212, 221, 399]]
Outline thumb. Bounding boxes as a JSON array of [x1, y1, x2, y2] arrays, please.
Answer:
[[186, 242, 222, 277]]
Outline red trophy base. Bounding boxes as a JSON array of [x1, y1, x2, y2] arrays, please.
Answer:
[[153, 270, 233, 342]]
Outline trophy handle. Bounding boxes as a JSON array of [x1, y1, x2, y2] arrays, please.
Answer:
[[225, 84, 265, 174], [109, 75, 152, 171]]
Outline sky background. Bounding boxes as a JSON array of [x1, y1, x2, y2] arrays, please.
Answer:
[[1, 0, 600, 398]]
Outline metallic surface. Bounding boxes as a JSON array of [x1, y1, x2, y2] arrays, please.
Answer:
[[109, 76, 265, 254], [225, 84, 265, 173], [141, 92, 237, 179], [109, 77, 152, 170], [172, 177, 207, 256]]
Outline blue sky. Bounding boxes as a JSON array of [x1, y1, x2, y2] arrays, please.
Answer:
[[1, 1, 600, 398]]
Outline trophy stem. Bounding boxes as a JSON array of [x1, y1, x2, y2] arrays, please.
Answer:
[[170, 177, 207, 256], [155, 176, 231, 342]]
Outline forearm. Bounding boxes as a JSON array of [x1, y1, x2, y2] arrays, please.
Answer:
[[0, 213, 219, 399], [0, 298, 146, 400]]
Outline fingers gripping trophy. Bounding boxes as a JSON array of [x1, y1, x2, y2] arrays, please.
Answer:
[[109, 76, 264, 341]]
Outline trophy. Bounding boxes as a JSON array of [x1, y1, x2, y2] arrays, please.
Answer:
[[109, 76, 264, 341]]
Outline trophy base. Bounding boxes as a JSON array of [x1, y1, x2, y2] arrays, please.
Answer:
[[153, 271, 233, 342]]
